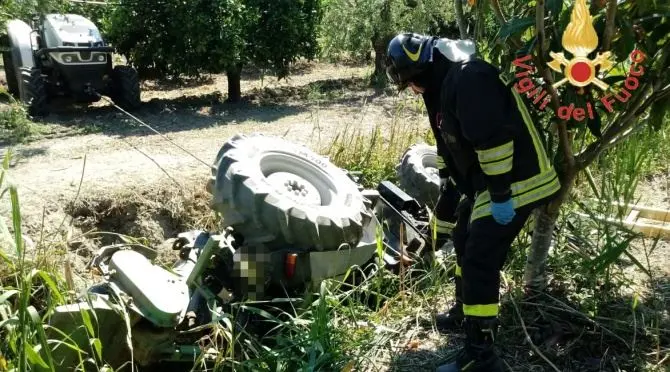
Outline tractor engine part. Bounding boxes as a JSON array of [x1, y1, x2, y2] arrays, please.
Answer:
[[374, 180, 438, 271], [107, 249, 191, 328]]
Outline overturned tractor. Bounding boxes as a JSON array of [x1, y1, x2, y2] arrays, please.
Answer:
[[41, 135, 447, 371]]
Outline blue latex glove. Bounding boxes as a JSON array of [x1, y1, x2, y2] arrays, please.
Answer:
[[490, 199, 516, 225]]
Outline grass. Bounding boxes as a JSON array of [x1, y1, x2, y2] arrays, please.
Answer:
[[0, 75, 669, 372], [0, 96, 41, 145], [323, 93, 435, 187]]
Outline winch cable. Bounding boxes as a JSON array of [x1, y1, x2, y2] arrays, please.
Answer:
[[91, 90, 212, 169]]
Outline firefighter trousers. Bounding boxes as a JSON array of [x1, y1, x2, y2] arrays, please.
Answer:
[[449, 196, 535, 317], [430, 183, 461, 243]]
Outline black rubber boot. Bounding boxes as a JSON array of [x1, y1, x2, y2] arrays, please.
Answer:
[[435, 276, 464, 332], [435, 317, 504, 372], [433, 232, 451, 252]]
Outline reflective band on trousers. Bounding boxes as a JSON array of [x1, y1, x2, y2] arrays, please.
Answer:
[[470, 167, 561, 222], [436, 156, 446, 168], [463, 303, 499, 317], [455, 263, 462, 277], [430, 214, 456, 234]]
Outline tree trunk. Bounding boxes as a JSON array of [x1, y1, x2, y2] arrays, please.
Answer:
[[372, 34, 390, 79], [455, 0, 468, 39], [522, 0, 579, 292], [524, 162, 578, 290], [226, 65, 242, 103], [371, 0, 392, 82], [524, 206, 557, 290]]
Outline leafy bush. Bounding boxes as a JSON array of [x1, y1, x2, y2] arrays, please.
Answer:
[[0, 98, 34, 143]]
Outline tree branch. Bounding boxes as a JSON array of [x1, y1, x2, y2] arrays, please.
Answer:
[[575, 82, 654, 167], [489, 0, 507, 23], [532, 0, 577, 217], [601, 0, 618, 51], [534, 0, 575, 171], [490, 0, 523, 50], [455, 0, 468, 39], [576, 40, 670, 167]]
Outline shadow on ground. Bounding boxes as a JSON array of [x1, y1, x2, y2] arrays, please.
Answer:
[[1, 146, 48, 166], [141, 60, 322, 91], [26, 75, 389, 140], [388, 276, 670, 372]]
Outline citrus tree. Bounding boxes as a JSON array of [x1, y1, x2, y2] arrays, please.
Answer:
[[318, 0, 460, 81], [474, 0, 670, 290], [105, 0, 322, 102]]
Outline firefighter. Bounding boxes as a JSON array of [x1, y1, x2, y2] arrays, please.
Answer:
[[385, 33, 560, 371]]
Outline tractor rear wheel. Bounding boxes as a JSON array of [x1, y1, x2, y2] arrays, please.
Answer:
[[396, 143, 441, 208], [208, 133, 373, 251], [2, 51, 19, 97], [19, 67, 48, 117], [111, 65, 141, 110]]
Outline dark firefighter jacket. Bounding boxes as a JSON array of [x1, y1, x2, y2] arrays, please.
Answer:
[[421, 50, 560, 223]]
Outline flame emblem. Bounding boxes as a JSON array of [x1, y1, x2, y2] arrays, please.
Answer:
[[547, 0, 615, 90]]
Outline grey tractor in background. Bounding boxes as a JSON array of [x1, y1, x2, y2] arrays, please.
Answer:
[[1, 13, 141, 117]]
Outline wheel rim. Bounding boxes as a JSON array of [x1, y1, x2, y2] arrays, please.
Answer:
[[265, 171, 322, 206], [422, 153, 440, 183], [260, 152, 338, 206]]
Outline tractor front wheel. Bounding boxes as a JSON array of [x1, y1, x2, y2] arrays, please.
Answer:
[[19, 67, 48, 117], [111, 65, 141, 110], [2, 51, 19, 97], [396, 143, 441, 208]]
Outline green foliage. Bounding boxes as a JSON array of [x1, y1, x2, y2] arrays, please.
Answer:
[[486, 0, 670, 141], [105, 0, 242, 77], [318, 0, 460, 62], [244, 0, 322, 78], [323, 98, 431, 187], [1, 151, 61, 372], [106, 0, 322, 80], [0, 95, 35, 144], [0, 0, 112, 38]]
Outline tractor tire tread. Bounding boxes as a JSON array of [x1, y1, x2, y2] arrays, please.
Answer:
[[2, 52, 19, 96], [396, 143, 441, 207], [19, 67, 48, 117], [210, 133, 372, 251], [111, 65, 141, 110]]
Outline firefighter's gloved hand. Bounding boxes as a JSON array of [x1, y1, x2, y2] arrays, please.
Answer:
[[491, 199, 515, 225], [440, 177, 448, 190]]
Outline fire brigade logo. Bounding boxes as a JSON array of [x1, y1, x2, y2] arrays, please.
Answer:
[[512, 0, 647, 123], [546, 0, 615, 90]]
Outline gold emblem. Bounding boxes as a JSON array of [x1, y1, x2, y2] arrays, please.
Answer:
[[547, 0, 615, 90]]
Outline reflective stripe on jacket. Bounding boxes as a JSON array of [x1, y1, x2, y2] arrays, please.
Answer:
[[434, 58, 560, 222]]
